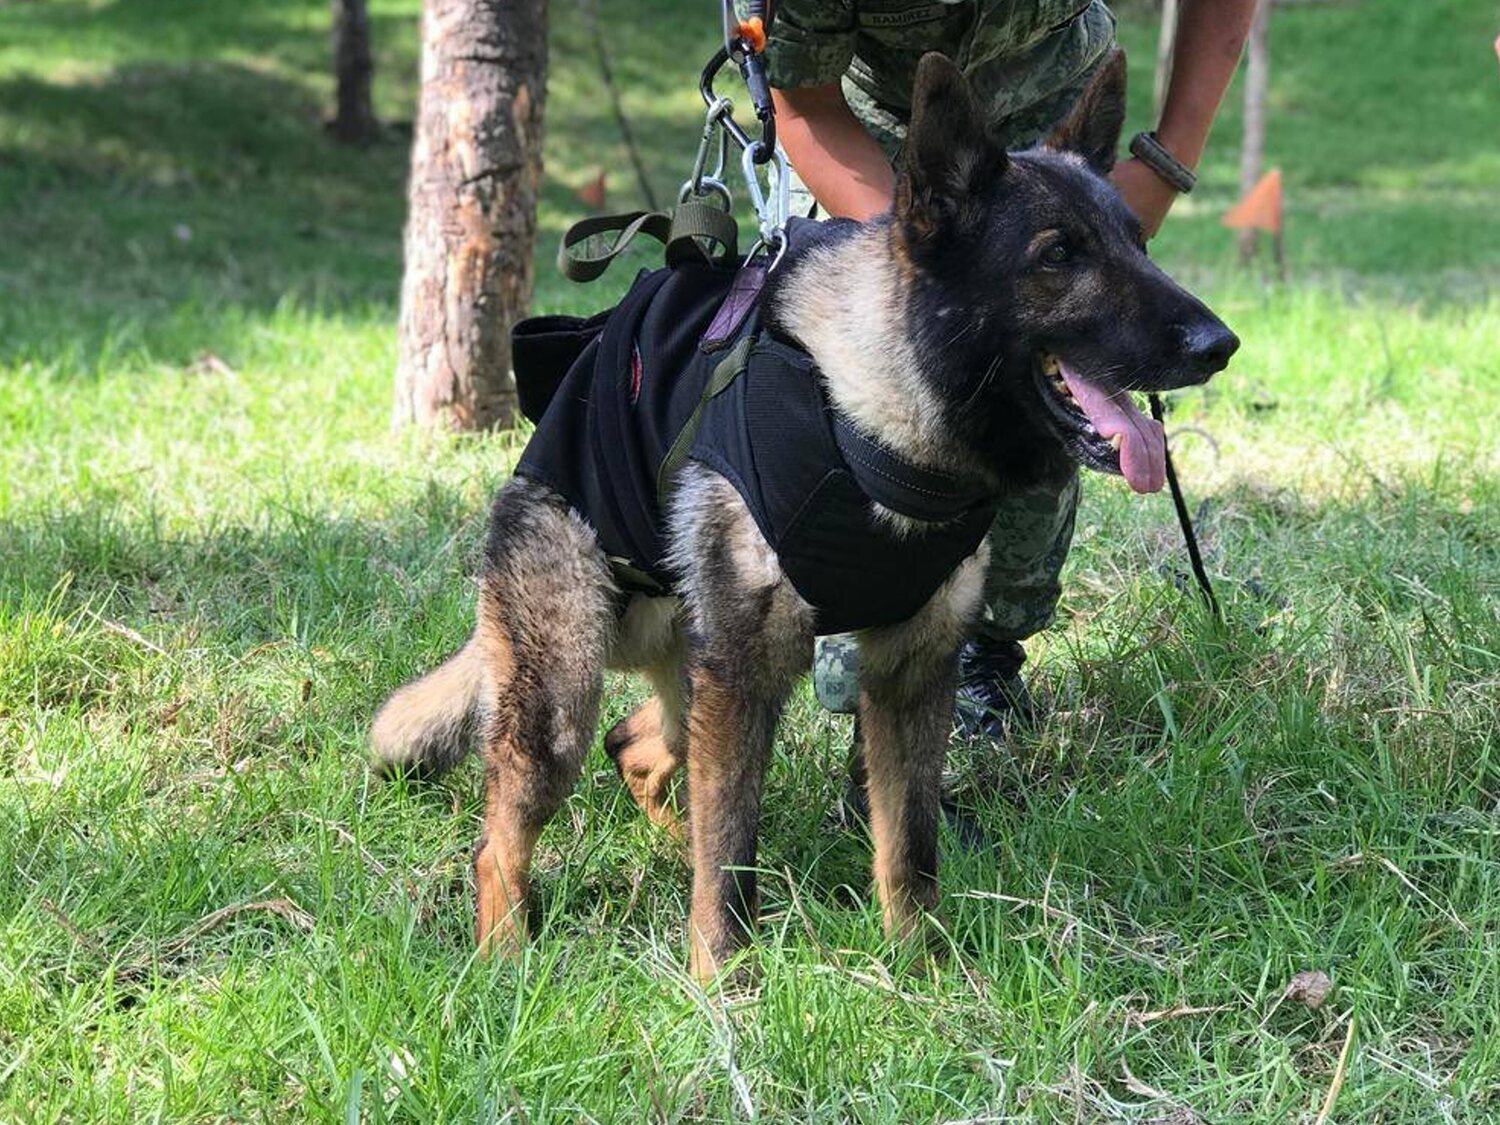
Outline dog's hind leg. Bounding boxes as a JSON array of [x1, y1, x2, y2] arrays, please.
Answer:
[[856, 550, 988, 942], [471, 482, 615, 958]]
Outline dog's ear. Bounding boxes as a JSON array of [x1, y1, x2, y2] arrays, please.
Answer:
[[1044, 49, 1127, 173], [897, 52, 1006, 232]]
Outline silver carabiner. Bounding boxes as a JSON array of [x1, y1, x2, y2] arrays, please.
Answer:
[[678, 174, 733, 211], [680, 96, 734, 206], [747, 229, 789, 272], [740, 143, 790, 246], [771, 145, 791, 230]]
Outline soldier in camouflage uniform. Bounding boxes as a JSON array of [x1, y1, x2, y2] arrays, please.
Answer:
[[769, 0, 1120, 155], [766, 0, 1257, 739]]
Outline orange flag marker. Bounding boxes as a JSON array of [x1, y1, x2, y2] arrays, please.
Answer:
[[1222, 168, 1283, 234], [575, 168, 608, 211]]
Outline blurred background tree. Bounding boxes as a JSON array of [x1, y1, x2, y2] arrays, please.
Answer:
[[328, 0, 378, 145]]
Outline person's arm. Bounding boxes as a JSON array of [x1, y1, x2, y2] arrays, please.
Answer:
[[1111, 0, 1259, 235], [772, 84, 896, 221], [763, 0, 888, 217]]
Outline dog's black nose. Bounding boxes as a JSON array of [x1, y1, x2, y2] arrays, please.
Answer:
[[1177, 320, 1240, 372]]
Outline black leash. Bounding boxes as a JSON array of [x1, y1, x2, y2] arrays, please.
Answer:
[[1149, 393, 1221, 622]]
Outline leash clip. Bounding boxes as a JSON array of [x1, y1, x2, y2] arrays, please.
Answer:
[[740, 142, 790, 250], [701, 2, 777, 164], [678, 96, 735, 211], [747, 229, 788, 273]]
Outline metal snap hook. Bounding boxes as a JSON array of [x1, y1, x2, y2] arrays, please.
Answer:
[[678, 175, 733, 211]]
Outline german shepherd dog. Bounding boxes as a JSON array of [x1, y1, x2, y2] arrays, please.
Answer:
[[370, 52, 1237, 980]]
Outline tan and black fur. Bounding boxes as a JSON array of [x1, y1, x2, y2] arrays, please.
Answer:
[[370, 52, 1236, 979]]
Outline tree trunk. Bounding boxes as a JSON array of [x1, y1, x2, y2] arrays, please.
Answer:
[[329, 0, 378, 145], [1238, 0, 1270, 266], [393, 0, 548, 432], [1153, 0, 1178, 120]]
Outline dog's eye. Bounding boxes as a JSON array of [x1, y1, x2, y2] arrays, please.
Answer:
[[1040, 241, 1072, 267]]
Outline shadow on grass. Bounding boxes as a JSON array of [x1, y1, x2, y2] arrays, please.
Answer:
[[0, 480, 482, 641], [1, 0, 384, 72], [0, 58, 412, 373], [0, 0, 744, 379], [0, 63, 707, 378]]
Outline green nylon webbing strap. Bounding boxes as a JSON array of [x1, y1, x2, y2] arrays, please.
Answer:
[[558, 202, 739, 283], [606, 556, 666, 595], [655, 333, 756, 504], [662, 203, 740, 266]]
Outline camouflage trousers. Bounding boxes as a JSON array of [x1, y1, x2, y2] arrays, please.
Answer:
[[786, 157, 1084, 714], [813, 473, 1080, 713], [786, 60, 1099, 714]]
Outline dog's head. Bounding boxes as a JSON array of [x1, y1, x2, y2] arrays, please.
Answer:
[[894, 52, 1237, 493]]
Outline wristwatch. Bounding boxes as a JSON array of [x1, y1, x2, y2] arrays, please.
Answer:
[[1128, 131, 1197, 194]]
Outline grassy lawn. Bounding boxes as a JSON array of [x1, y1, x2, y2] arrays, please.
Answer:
[[2, 0, 1497, 1120]]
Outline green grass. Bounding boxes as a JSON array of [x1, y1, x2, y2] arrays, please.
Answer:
[[2, 0, 1498, 1120]]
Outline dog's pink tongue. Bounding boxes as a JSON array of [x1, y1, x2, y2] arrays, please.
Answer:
[[1058, 363, 1166, 494]]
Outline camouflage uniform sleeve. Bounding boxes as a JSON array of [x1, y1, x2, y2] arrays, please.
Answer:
[[764, 0, 858, 89]]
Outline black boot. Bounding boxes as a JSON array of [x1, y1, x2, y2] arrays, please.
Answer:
[[952, 637, 1036, 743]]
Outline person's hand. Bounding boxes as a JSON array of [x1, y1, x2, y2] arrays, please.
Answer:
[[1109, 157, 1180, 239]]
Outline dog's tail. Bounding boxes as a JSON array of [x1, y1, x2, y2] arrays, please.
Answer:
[[370, 636, 484, 779]]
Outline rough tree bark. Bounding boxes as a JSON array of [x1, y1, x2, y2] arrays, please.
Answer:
[[329, 0, 378, 145], [393, 0, 547, 431], [1238, 0, 1271, 265]]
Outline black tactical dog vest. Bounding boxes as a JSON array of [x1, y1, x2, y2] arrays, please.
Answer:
[[511, 230, 997, 635]]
